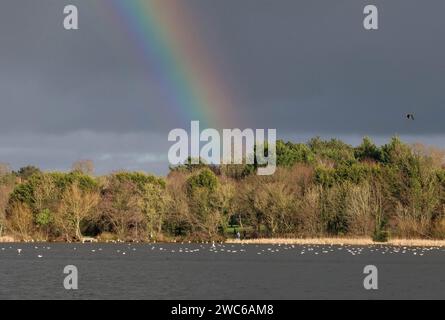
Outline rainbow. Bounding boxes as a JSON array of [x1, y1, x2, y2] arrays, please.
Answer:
[[97, 0, 237, 129]]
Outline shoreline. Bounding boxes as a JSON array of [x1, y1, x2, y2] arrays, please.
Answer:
[[226, 238, 445, 247], [2, 236, 445, 247]]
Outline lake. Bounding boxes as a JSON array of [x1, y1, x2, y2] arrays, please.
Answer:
[[1, 243, 444, 299]]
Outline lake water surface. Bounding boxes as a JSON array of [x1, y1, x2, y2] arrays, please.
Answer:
[[1, 243, 444, 299]]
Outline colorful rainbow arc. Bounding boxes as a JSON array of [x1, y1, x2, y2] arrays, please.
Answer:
[[101, 0, 237, 129]]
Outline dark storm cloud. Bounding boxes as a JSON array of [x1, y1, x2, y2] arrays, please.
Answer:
[[0, 0, 444, 173], [0, 0, 180, 134], [190, 0, 445, 135]]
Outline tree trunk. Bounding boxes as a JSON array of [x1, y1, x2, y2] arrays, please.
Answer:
[[238, 214, 243, 228], [76, 220, 82, 241]]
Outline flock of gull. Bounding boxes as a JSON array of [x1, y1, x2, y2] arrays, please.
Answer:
[[0, 242, 443, 259]]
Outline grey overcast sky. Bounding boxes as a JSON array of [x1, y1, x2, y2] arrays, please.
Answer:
[[1, 0, 445, 174]]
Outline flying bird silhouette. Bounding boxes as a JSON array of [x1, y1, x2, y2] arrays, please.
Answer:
[[406, 113, 415, 120]]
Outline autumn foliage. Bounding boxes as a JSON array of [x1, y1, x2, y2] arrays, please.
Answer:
[[1, 137, 445, 242]]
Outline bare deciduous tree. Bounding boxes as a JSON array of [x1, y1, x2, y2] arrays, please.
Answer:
[[345, 182, 374, 236], [0, 184, 14, 236], [166, 172, 193, 236], [6, 203, 34, 240], [57, 183, 99, 241], [140, 183, 169, 238], [100, 180, 143, 240], [34, 174, 57, 213], [0, 163, 11, 176], [72, 160, 95, 175]]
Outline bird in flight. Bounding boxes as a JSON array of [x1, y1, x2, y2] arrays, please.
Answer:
[[406, 113, 415, 120]]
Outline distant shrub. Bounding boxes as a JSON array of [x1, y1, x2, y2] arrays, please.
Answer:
[[276, 140, 315, 167], [315, 163, 379, 187], [15, 166, 42, 181], [35, 208, 54, 227], [354, 137, 383, 162], [97, 232, 119, 242], [113, 172, 165, 190], [308, 137, 356, 165], [186, 169, 218, 195], [373, 217, 389, 243]]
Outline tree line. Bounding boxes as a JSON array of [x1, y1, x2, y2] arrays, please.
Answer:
[[1, 136, 445, 242]]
